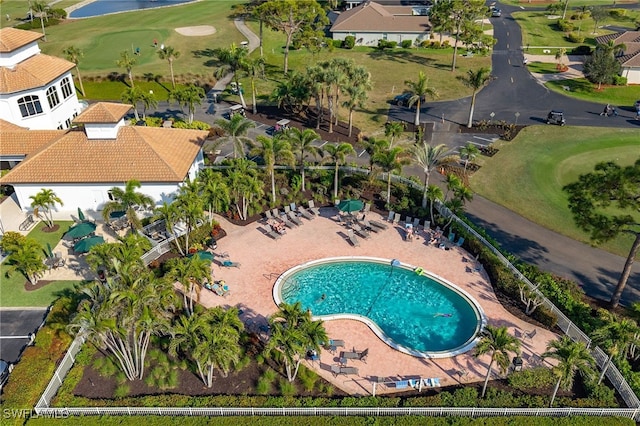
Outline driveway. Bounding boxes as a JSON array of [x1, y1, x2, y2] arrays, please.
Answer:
[[0, 308, 48, 364]]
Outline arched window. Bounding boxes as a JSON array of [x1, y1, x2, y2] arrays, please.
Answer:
[[60, 77, 73, 99], [46, 86, 60, 109], [17, 95, 43, 118]]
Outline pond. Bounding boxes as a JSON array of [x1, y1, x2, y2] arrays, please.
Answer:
[[69, 0, 195, 19]]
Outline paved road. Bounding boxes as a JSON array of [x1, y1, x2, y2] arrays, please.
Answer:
[[0, 308, 48, 364]]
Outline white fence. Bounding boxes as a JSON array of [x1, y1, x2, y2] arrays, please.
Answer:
[[33, 166, 640, 418]]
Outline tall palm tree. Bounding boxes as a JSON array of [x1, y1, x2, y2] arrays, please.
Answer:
[[324, 65, 346, 134], [426, 184, 443, 224], [555, 48, 567, 70], [120, 87, 145, 121], [63, 46, 85, 96], [385, 122, 405, 148], [283, 128, 322, 192], [153, 201, 183, 255], [265, 302, 327, 382], [5, 238, 46, 285], [323, 142, 356, 200], [592, 317, 640, 384], [342, 85, 367, 138], [243, 56, 266, 114], [214, 43, 249, 108], [29, 188, 63, 228], [197, 169, 231, 223], [227, 159, 264, 221], [543, 336, 595, 407], [173, 179, 205, 255], [457, 68, 493, 128], [214, 114, 255, 159], [250, 135, 295, 204], [31, 1, 49, 41], [362, 137, 389, 172], [102, 179, 154, 232], [116, 50, 137, 88], [169, 84, 205, 124], [139, 90, 158, 119], [405, 71, 439, 126], [166, 255, 211, 316], [459, 143, 480, 171], [157, 46, 180, 89], [85, 234, 149, 278], [474, 325, 521, 398], [409, 142, 458, 209], [372, 146, 410, 205]]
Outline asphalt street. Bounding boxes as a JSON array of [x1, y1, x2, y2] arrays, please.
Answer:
[[0, 308, 48, 364]]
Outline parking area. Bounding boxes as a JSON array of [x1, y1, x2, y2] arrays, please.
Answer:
[[0, 308, 48, 364]]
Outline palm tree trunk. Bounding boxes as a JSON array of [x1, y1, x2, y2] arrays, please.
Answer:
[[481, 356, 495, 398], [599, 353, 613, 384], [300, 160, 306, 192], [259, 20, 264, 57], [129, 71, 134, 88], [422, 173, 429, 209], [386, 173, 392, 205], [467, 92, 477, 128], [334, 164, 339, 200], [40, 17, 47, 41], [549, 377, 562, 407], [414, 100, 421, 126], [610, 233, 640, 308], [348, 109, 354, 137], [328, 96, 334, 133], [251, 78, 257, 114], [169, 62, 176, 89], [76, 66, 85, 96], [451, 22, 462, 72], [271, 170, 277, 203]]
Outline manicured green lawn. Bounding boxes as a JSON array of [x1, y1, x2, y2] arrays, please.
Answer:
[[502, 0, 638, 7], [527, 62, 562, 74], [545, 79, 640, 108], [469, 126, 640, 258], [1, 221, 81, 307]]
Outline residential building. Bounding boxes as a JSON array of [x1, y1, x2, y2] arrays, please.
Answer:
[[595, 31, 640, 84]]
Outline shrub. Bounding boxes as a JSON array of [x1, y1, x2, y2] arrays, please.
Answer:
[[401, 39, 413, 49], [508, 366, 555, 391], [571, 45, 592, 55], [278, 378, 296, 396], [377, 40, 397, 50], [343, 35, 355, 49], [114, 384, 130, 398], [332, 39, 343, 48], [531, 305, 558, 328], [609, 9, 627, 18], [0, 231, 26, 253], [566, 32, 585, 43], [613, 75, 627, 86], [557, 19, 574, 32]]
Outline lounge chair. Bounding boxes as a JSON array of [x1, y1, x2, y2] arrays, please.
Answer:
[[524, 329, 537, 340], [424, 220, 430, 230], [341, 351, 359, 359], [424, 377, 441, 387], [395, 380, 409, 389], [279, 214, 296, 228], [352, 224, 371, 239], [408, 379, 419, 389], [357, 348, 369, 362], [363, 202, 371, 213], [393, 213, 401, 224], [404, 216, 412, 226], [212, 282, 230, 297], [412, 217, 421, 230], [369, 219, 388, 230], [284, 205, 292, 214], [361, 219, 379, 233], [387, 211, 395, 222], [298, 206, 314, 220], [347, 229, 360, 247], [456, 237, 465, 246], [448, 232, 456, 242], [222, 260, 241, 268], [307, 200, 320, 215], [331, 365, 359, 376], [263, 210, 274, 223], [271, 208, 282, 220], [290, 202, 297, 212], [266, 225, 282, 240], [325, 339, 345, 353], [288, 211, 303, 226]]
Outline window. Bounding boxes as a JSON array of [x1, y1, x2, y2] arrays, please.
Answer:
[[17, 95, 43, 118], [107, 191, 115, 201], [46, 86, 60, 109], [64, 117, 72, 128], [60, 77, 73, 99]]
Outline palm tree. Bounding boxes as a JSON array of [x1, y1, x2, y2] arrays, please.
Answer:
[[214, 114, 255, 159], [29, 188, 63, 228], [102, 180, 154, 232], [342, 85, 367, 138], [63, 46, 85, 96], [85, 234, 149, 278], [250, 135, 295, 204], [31, 1, 49, 41], [214, 43, 249, 109], [5, 238, 46, 285], [243, 56, 266, 114], [197, 169, 231, 223], [543, 336, 595, 407], [457, 68, 493, 128], [227, 159, 264, 221], [592, 317, 640, 384], [372, 146, 410, 205], [362, 137, 389, 172], [409, 142, 458, 209], [265, 302, 327, 382], [166, 255, 211, 316], [153, 201, 183, 255], [169, 84, 205, 124], [157, 46, 180, 89], [459, 143, 480, 171], [474, 325, 521, 398], [385, 122, 405, 148], [173, 179, 205, 255], [405, 71, 439, 126], [283, 128, 322, 192], [139, 90, 158, 119], [555, 48, 567, 71], [324, 65, 346, 134], [323, 142, 356, 200], [120, 87, 145, 121], [426, 184, 443, 224], [116, 50, 137, 88]]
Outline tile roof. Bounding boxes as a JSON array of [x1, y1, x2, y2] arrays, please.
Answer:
[[0, 28, 43, 53], [0, 126, 207, 184], [0, 128, 66, 156], [594, 31, 640, 67], [0, 54, 76, 94], [0, 118, 27, 132], [331, 1, 431, 33], [74, 102, 132, 124]]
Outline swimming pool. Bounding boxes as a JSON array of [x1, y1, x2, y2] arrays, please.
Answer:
[[273, 257, 486, 358], [70, 0, 194, 19]]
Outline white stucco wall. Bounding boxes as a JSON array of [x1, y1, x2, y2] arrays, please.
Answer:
[[332, 31, 429, 47], [621, 67, 640, 85], [0, 42, 40, 67]]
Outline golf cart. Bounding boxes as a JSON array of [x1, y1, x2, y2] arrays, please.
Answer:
[[229, 104, 245, 118], [546, 110, 565, 126]]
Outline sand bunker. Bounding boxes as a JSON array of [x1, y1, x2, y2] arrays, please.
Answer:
[[175, 26, 216, 36]]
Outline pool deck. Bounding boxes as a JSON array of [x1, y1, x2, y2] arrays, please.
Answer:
[[199, 207, 559, 396]]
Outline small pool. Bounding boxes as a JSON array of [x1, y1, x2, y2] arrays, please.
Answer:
[[70, 0, 194, 19], [273, 257, 485, 358]]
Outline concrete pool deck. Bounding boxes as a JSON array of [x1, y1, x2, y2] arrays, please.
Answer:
[[199, 207, 560, 396]]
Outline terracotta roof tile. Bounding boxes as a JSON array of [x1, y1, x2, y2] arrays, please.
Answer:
[[331, 1, 431, 33], [0, 28, 43, 53], [0, 54, 76, 94], [0, 126, 207, 184], [0, 118, 27, 131], [74, 102, 132, 123], [0, 129, 66, 156]]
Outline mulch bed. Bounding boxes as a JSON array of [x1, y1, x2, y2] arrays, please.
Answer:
[[24, 279, 54, 291], [41, 224, 60, 233]]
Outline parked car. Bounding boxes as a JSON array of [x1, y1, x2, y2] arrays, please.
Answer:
[[546, 110, 566, 126], [391, 92, 424, 108], [491, 9, 502, 17], [0, 360, 11, 392]]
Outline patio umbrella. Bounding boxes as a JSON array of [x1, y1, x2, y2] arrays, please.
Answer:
[[46, 242, 54, 258], [109, 210, 126, 220], [187, 251, 214, 262], [77, 207, 85, 222], [337, 199, 364, 214], [65, 222, 97, 239], [73, 235, 105, 254]]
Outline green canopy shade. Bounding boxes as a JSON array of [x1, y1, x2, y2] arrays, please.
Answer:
[[66, 222, 97, 239], [77, 207, 85, 222], [337, 199, 364, 213], [187, 251, 214, 262], [73, 235, 105, 254], [109, 210, 126, 219]]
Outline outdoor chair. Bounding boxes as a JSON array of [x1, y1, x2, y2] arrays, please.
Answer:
[[263, 210, 274, 223], [347, 229, 360, 247], [284, 205, 291, 214], [265, 225, 282, 240], [404, 216, 412, 226], [222, 260, 241, 268], [424, 220, 431, 230], [352, 224, 371, 239], [325, 339, 345, 353], [288, 211, 303, 226], [307, 200, 320, 215], [290, 202, 297, 212], [395, 380, 409, 389], [524, 329, 537, 340], [448, 232, 456, 242], [363, 202, 371, 213], [298, 206, 314, 220], [412, 218, 421, 230], [393, 213, 401, 224], [361, 219, 378, 233], [341, 351, 359, 359], [424, 377, 441, 388], [456, 237, 465, 247], [278, 214, 296, 228], [369, 219, 388, 230], [387, 211, 395, 222]]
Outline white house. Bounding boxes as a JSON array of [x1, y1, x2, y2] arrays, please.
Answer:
[[0, 27, 84, 130], [330, 1, 431, 46], [0, 102, 208, 213], [595, 31, 640, 85]]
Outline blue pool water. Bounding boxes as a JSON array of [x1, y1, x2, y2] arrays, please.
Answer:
[[277, 259, 482, 355], [70, 0, 194, 19]]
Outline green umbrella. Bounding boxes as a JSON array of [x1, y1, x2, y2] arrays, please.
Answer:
[[46, 242, 54, 258], [109, 210, 126, 220], [73, 235, 105, 254], [66, 222, 97, 239], [337, 199, 364, 213], [187, 251, 214, 262], [77, 207, 85, 222]]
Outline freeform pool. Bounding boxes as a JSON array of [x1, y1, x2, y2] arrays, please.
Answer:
[[273, 257, 486, 358], [70, 0, 194, 19]]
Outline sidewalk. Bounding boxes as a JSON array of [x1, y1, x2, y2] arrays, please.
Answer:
[[524, 54, 585, 82]]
